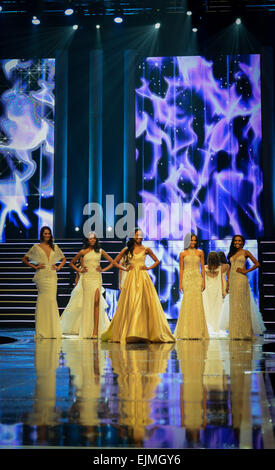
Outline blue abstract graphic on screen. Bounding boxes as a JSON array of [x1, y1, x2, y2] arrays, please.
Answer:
[[136, 54, 263, 240], [0, 59, 55, 241], [135, 55, 262, 317]]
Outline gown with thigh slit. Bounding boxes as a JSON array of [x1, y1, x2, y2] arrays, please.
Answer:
[[25, 244, 64, 339], [174, 250, 209, 340], [101, 249, 175, 343], [79, 249, 106, 339], [60, 274, 109, 336], [229, 255, 265, 340]]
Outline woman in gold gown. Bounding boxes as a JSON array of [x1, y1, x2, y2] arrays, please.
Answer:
[[101, 229, 175, 343], [174, 233, 209, 340], [227, 235, 264, 340]]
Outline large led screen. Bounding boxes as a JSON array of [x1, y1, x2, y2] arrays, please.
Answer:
[[0, 59, 55, 241], [136, 55, 262, 317], [136, 54, 263, 240]]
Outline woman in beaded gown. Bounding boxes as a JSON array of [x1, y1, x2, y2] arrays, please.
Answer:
[[174, 233, 209, 340], [22, 226, 66, 339], [69, 232, 113, 339], [227, 235, 265, 340], [101, 229, 175, 343]]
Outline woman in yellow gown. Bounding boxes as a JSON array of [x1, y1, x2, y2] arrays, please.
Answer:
[[101, 229, 175, 343], [226, 235, 265, 340], [174, 233, 209, 340]]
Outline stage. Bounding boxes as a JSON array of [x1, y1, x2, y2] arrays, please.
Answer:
[[0, 328, 275, 450]]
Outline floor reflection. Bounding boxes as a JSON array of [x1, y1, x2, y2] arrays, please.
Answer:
[[0, 329, 274, 448], [107, 342, 174, 445], [26, 339, 62, 427]]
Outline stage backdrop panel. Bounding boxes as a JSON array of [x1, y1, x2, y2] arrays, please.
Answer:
[[135, 54, 262, 318], [136, 54, 263, 240], [0, 59, 55, 241]]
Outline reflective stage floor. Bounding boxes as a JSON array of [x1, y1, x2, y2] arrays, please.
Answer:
[[0, 328, 275, 450]]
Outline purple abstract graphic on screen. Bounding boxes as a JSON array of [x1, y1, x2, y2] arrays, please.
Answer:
[[0, 59, 55, 241], [136, 54, 263, 240]]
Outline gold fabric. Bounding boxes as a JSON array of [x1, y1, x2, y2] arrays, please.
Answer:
[[101, 250, 175, 343], [229, 255, 254, 340], [174, 250, 209, 340]]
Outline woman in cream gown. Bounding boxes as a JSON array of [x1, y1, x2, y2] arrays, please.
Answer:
[[101, 229, 175, 343], [203, 251, 229, 337], [227, 235, 265, 340], [174, 234, 209, 340], [69, 232, 113, 339], [22, 226, 66, 339]]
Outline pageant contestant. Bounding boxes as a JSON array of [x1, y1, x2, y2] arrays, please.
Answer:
[[174, 233, 209, 340], [217, 251, 230, 332], [203, 251, 228, 336], [227, 235, 265, 339], [22, 226, 66, 339], [101, 228, 175, 343], [69, 232, 113, 339], [60, 263, 109, 337]]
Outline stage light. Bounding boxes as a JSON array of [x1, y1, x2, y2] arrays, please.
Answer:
[[75, 226, 80, 232], [236, 18, 241, 25], [96, 24, 100, 29], [107, 226, 113, 232], [186, 11, 192, 16], [0, 6, 2, 12], [32, 16, 40, 25], [192, 27, 198, 32], [65, 8, 74, 16], [114, 16, 123, 23], [155, 22, 161, 29], [73, 24, 78, 30]]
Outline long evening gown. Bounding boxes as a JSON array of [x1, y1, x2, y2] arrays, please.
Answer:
[[202, 265, 225, 336], [60, 274, 109, 336], [229, 255, 265, 339], [25, 244, 64, 339], [174, 250, 209, 340], [101, 249, 175, 343], [78, 249, 109, 339]]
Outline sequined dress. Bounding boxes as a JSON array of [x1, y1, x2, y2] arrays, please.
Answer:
[[229, 255, 265, 339]]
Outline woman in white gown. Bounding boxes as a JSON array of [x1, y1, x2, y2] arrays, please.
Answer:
[[22, 226, 66, 339], [217, 251, 230, 332], [68, 232, 113, 339], [60, 273, 109, 336], [203, 251, 229, 337]]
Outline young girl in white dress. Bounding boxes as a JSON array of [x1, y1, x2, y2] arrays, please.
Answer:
[[68, 232, 113, 339], [22, 226, 66, 339], [202, 251, 229, 337]]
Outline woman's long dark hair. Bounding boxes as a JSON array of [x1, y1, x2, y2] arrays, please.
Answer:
[[207, 251, 220, 271], [190, 233, 199, 248], [124, 228, 142, 264], [217, 251, 227, 265], [227, 235, 245, 264], [40, 226, 55, 250], [83, 232, 100, 252]]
